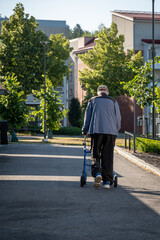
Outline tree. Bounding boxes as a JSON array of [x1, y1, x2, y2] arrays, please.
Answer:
[[68, 98, 82, 127], [155, 87, 160, 113], [123, 57, 160, 109], [93, 23, 106, 37], [0, 3, 47, 95], [68, 23, 106, 39], [69, 24, 84, 39], [79, 22, 143, 97], [0, 74, 29, 140], [47, 33, 72, 88], [32, 79, 67, 133], [0, 3, 71, 95]]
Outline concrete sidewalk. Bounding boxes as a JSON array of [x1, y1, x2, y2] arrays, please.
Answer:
[[0, 143, 160, 240], [115, 146, 160, 177]]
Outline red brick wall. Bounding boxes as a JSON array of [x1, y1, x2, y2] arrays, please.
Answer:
[[117, 95, 142, 133]]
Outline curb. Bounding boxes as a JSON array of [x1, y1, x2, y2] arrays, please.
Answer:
[[115, 146, 160, 177]]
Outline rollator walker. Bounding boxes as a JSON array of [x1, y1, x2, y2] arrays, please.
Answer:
[[80, 136, 118, 188]]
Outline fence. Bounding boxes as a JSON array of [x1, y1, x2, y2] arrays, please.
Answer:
[[124, 130, 160, 153], [124, 131, 136, 153]]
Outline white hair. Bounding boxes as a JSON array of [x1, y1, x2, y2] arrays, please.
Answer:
[[97, 85, 109, 95]]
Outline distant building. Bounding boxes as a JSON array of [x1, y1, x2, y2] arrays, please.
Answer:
[[36, 19, 69, 38], [0, 18, 69, 38], [111, 10, 160, 53], [69, 37, 95, 105]]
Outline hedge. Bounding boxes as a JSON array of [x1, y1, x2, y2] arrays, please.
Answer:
[[53, 127, 82, 136], [135, 137, 160, 154]]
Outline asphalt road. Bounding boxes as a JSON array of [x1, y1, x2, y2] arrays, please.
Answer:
[[0, 143, 160, 240]]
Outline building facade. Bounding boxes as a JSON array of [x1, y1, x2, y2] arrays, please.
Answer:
[[111, 10, 160, 136], [69, 37, 95, 105], [0, 18, 69, 38], [111, 11, 160, 53]]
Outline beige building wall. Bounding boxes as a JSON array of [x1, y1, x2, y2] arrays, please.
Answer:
[[69, 39, 79, 100], [112, 14, 160, 52], [77, 58, 87, 105], [112, 15, 134, 52], [134, 21, 160, 50], [69, 37, 93, 104]]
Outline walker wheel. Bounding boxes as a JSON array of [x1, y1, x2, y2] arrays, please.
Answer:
[[114, 175, 118, 188], [80, 175, 86, 187]]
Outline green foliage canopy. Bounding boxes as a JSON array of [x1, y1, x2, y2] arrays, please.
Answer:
[[47, 34, 72, 88], [0, 3, 72, 95], [123, 56, 160, 109], [32, 79, 68, 132], [0, 74, 29, 131], [79, 22, 143, 97], [0, 3, 47, 95], [155, 87, 160, 113]]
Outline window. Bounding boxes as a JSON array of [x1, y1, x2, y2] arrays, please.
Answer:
[[156, 47, 160, 57]]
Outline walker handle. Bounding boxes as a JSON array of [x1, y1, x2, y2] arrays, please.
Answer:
[[83, 135, 87, 147]]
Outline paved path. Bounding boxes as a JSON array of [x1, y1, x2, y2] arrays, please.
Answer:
[[0, 143, 160, 240]]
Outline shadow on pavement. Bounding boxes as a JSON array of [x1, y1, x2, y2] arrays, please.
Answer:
[[0, 144, 160, 240]]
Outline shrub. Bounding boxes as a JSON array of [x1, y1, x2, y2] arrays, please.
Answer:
[[53, 127, 81, 136], [135, 137, 160, 154], [68, 98, 82, 127]]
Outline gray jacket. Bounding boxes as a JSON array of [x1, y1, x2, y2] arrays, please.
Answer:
[[82, 93, 121, 136]]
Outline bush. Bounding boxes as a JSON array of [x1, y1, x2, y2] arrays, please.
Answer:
[[68, 98, 82, 127], [136, 137, 160, 154], [53, 127, 82, 136]]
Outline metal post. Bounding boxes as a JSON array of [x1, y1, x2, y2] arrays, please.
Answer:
[[125, 132, 127, 148], [129, 135, 131, 150], [152, 0, 156, 138], [44, 43, 47, 141], [40, 41, 49, 142], [133, 133, 136, 153]]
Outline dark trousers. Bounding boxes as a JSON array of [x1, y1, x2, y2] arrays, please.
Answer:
[[91, 134, 116, 184]]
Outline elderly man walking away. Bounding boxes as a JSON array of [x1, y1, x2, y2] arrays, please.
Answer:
[[82, 85, 121, 189]]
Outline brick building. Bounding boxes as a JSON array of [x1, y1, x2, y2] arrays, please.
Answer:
[[111, 10, 160, 136]]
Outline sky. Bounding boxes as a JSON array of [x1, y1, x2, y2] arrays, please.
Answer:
[[0, 0, 160, 32]]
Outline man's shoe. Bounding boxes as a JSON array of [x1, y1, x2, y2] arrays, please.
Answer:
[[103, 181, 110, 189], [94, 173, 102, 188]]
